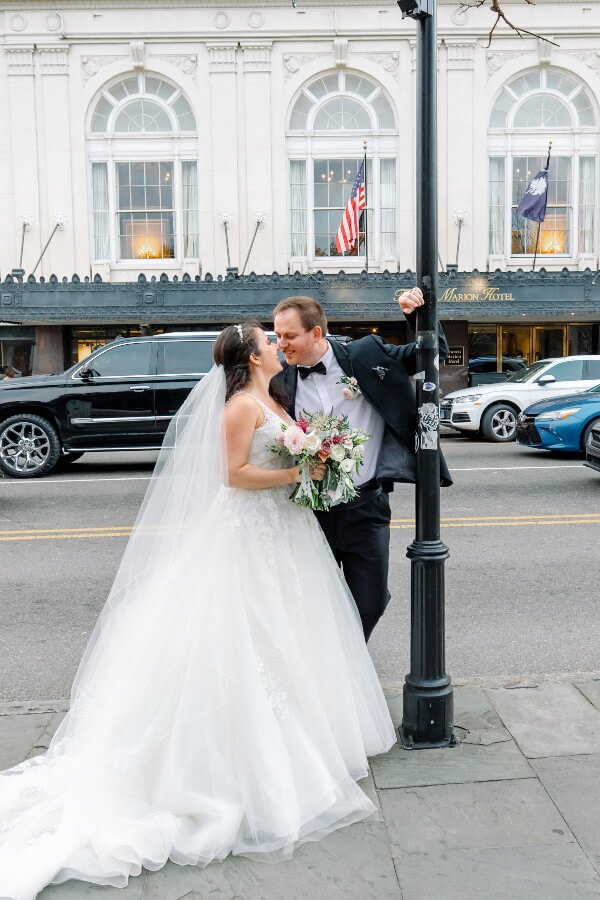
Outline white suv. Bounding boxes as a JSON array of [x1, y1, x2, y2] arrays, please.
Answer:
[[441, 356, 600, 442]]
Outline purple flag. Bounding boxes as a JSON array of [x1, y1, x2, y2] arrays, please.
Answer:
[[516, 170, 548, 223]]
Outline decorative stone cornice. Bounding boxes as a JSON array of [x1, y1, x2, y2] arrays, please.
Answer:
[[207, 42, 237, 73], [9, 13, 28, 32], [538, 36, 554, 66], [81, 54, 127, 84], [5, 46, 35, 75], [446, 41, 476, 70], [558, 49, 600, 72], [241, 41, 272, 73], [153, 54, 198, 79], [45, 12, 63, 32], [1, 270, 597, 326], [486, 50, 528, 79], [130, 40, 145, 69], [282, 51, 330, 81], [355, 51, 400, 82], [334, 37, 349, 68], [38, 45, 70, 74], [451, 6, 470, 26]]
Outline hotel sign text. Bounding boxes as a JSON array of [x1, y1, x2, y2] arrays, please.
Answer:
[[440, 288, 514, 302]]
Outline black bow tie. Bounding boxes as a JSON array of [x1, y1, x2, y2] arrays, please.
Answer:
[[298, 362, 327, 380]]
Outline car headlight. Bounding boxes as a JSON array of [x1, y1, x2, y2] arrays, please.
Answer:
[[453, 394, 482, 404], [536, 407, 581, 421]]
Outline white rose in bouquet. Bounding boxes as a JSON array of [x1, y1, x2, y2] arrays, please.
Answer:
[[304, 431, 321, 454], [329, 443, 346, 463], [340, 458, 354, 473], [283, 425, 307, 455]]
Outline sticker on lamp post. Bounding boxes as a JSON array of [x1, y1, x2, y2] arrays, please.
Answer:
[[418, 402, 439, 449]]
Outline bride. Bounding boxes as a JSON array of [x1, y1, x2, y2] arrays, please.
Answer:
[[0, 321, 396, 899]]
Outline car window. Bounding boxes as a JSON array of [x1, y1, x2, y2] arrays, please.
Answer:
[[544, 360, 583, 382], [583, 360, 600, 380], [469, 360, 496, 373], [159, 340, 214, 375], [505, 360, 550, 383], [86, 342, 152, 377]]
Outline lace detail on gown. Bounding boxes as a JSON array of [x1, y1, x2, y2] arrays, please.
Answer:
[[221, 394, 299, 561]]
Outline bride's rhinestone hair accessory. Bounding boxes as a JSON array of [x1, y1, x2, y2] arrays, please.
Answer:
[[235, 324, 244, 342]]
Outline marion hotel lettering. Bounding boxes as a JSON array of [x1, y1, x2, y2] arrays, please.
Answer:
[[440, 287, 514, 302]]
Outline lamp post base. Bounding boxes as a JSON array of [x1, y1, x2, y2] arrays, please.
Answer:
[[400, 538, 456, 749], [400, 680, 458, 749]]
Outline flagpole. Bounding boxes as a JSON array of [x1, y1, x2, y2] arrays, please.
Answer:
[[532, 141, 552, 272], [363, 141, 368, 273], [532, 221, 541, 272]]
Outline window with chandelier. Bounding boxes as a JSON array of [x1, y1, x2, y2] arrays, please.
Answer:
[[88, 73, 199, 263], [287, 71, 398, 266], [488, 68, 598, 260]]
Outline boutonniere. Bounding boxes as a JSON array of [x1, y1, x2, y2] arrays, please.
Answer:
[[372, 366, 389, 380], [338, 375, 361, 400]]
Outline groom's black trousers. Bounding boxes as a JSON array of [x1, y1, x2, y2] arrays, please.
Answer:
[[314, 482, 392, 642]]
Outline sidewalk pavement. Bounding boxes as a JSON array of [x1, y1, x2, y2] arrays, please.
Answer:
[[2, 678, 600, 899]]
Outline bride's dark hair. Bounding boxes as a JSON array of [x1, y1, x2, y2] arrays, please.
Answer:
[[214, 322, 288, 406]]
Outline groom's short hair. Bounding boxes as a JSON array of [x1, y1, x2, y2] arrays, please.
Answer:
[[273, 296, 328, 336]]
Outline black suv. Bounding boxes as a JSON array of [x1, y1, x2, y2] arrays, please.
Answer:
[[0, 332, 239, 478]]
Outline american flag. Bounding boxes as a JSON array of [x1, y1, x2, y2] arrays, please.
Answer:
[[335, 160, 366, 255]]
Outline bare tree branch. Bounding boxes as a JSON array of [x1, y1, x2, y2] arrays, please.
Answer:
[[458, 0, 561, 48]]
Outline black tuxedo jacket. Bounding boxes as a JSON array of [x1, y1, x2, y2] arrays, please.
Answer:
[[273, 316, 452, 489]]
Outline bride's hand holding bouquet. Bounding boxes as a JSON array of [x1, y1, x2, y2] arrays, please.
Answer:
[[271, 411, 370, 511]]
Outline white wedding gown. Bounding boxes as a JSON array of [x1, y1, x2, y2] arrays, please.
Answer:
[[0, 391, 396, 900]]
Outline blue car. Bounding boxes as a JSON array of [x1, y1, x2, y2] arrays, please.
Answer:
[[516, 384, 600, 453]]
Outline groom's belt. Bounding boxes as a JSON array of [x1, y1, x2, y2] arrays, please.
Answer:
[[355, 477, 380, 495], [334, 478, 381, 511]]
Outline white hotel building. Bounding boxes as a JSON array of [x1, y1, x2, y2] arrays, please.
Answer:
[[1, 0, 599, 379]]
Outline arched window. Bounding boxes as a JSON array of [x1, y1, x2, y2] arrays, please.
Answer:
[[287, 71, 398, 268], [88, 73, 199, 265], [488, 68, 598, 261]]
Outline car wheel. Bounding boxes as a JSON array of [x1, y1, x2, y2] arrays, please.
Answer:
[[0, 414, 62, 478], [581, 418, 600, 453], [481, 404, 519, 442]]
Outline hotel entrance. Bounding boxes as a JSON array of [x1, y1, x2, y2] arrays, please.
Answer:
[[468, 322, 596, 371], [502, 325, 568, 364]]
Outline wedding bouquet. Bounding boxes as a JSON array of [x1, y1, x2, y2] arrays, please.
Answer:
[[271, 411, 370, 511]]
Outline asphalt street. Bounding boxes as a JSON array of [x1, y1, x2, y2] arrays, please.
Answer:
[[1, 435, 599, 702]]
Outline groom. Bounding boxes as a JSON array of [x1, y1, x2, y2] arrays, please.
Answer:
[[272, 292, 452, 642]]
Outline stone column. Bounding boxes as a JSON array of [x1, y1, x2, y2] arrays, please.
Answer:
[[36, 45, 73, 278], [240, 42, 273, 276], [4, 47, 41, 275], [207, 42, 240, 275], [445, 42, 476, 272]]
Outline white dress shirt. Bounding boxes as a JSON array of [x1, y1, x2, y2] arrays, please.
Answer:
[[294, 343, 385, 487]]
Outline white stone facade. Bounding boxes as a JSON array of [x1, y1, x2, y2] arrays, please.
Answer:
[[1, 0, 600, 282]]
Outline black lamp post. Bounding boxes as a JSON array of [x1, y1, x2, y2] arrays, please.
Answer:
[[397, 0, 456, 749]]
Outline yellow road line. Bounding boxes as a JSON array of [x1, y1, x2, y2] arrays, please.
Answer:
[[391, 514, 600, 523], [0, 531, 133, 542], [391, 520, 600, 529], [0, 526, 132, 536], [2, 512, 599, 543]]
